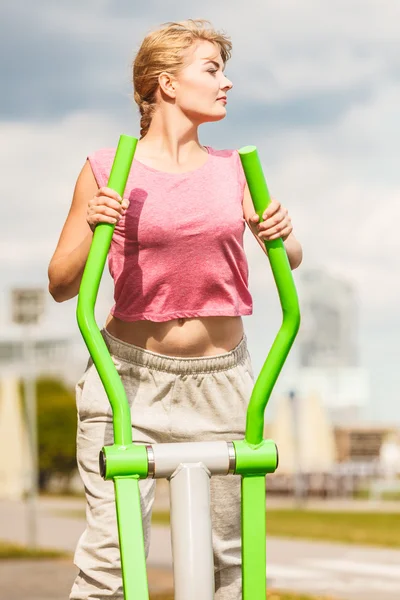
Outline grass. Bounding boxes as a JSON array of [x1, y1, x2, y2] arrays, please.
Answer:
[[0, 540, 70, 560], [354, 489, 400, 501], [266, 509, 400, 548], [151, 508, 400, 548], [52, 505, 400, 548]]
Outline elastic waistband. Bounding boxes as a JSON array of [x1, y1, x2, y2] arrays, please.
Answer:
[[100, 328, 249, 374]]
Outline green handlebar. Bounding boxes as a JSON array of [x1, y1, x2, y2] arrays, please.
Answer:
[[238, 146, 301, 446], [76, 135, 138, 446]]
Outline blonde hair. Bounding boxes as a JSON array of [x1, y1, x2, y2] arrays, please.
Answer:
[[133, 19, 232, 138]]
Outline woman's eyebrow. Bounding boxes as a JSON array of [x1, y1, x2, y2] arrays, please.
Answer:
[[203, 59, 225, 71]]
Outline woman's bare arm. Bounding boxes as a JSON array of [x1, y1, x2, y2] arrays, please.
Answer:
[[48, 161, 96, 302], [48, 160, 128, 302]]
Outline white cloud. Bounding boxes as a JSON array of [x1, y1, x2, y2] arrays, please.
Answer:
[[204, 0, 400, 102], [0, 110, 130, 227]]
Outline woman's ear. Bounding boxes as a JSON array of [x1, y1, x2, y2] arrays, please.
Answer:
[[158, 72, 177, 99]]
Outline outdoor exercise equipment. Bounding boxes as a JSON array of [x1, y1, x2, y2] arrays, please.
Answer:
[[76, 134, 301, 599]]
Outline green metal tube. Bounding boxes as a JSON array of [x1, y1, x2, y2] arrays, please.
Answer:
[[101, 443, 149, 480], [114, 477, 149, 600], [241, 475, 266, 599], [233, 439, 278, 475], [76, 135, 138, 446], [238, 146, 301, 446]]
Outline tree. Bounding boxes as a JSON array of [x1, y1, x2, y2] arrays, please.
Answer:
[[21, 377, 77, 491]]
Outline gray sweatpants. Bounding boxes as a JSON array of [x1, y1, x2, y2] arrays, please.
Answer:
[[70, 328, 255, 600]]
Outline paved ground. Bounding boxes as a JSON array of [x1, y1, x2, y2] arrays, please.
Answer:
[[149, 526, 400, 600], [1, 491, 400, 599], [3, 537, 400, 600], [266, 538, 400, 600], [0, 560, 173, 600]]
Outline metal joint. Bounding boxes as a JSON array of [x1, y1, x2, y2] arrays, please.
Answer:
[[146, 444, 155, 478], [274, 442, 279, 469], [99, 450, 106, 479], [227, 442, 236, 474]]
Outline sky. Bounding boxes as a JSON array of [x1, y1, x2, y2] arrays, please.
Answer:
[[1, 0, 399, 424]]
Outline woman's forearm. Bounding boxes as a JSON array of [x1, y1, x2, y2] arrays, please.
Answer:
[[284, 233, 303, 270], [48, 231, 93, 302]]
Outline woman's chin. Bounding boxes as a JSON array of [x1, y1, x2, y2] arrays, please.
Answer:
[[206, 109, 227, 123]]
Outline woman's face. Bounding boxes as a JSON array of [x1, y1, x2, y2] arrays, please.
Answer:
[[160, 40, 233, 123]]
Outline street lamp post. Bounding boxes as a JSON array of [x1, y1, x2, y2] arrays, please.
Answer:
[[11, 287, 45, 549]]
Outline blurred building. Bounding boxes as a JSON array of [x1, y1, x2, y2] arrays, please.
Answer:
[[265, 268, 381, 495], [334, 425, 399, 464], [0, 376, 31, 500], [295, 268, 370, 424], [297, 268, 358, 368], [268, 391, 336, 474], [379, 431, 400, 477], [0, 327, 72, 499], [332, 426, 400, 498], [0, 331, 71, 379]]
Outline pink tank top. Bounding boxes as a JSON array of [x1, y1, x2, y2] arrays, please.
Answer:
[[87, 145, 253, 322]]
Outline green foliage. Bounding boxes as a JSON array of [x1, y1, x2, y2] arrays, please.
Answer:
[[0, 540, 69, 560], [20, 377, 77, 491], [37, 378, 77, 489]]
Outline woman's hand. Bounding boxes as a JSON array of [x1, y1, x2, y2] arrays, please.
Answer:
[[87, 187, 130, 232], [250, 198, 292, 242]]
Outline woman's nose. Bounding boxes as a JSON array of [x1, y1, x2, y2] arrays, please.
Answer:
[[223, 77, 233, 91]]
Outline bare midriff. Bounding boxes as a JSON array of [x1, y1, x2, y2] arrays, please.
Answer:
[[104, 314, 244, 357]]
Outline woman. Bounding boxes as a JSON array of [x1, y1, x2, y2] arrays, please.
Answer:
[[48, 19, 302, 600]]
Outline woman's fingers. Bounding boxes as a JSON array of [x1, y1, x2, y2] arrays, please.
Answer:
[[96, 186, 122, 202], [93, 191, 128, 210], [254, 203, 292, 241], [262, 198, 281, 219], [261, 225, 293, 241], [251, 199, 284, 225], [259, 219, 293, 240], [87, 187, 130, 230], [90, 213, 121, 227], [92, 205, 123, 220]]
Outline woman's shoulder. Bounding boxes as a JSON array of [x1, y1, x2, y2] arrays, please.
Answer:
[[88, 147, 116, 162], [206, 145, 238, 158], [86, 148, 117, 188], [206, 146, 246, 189]]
